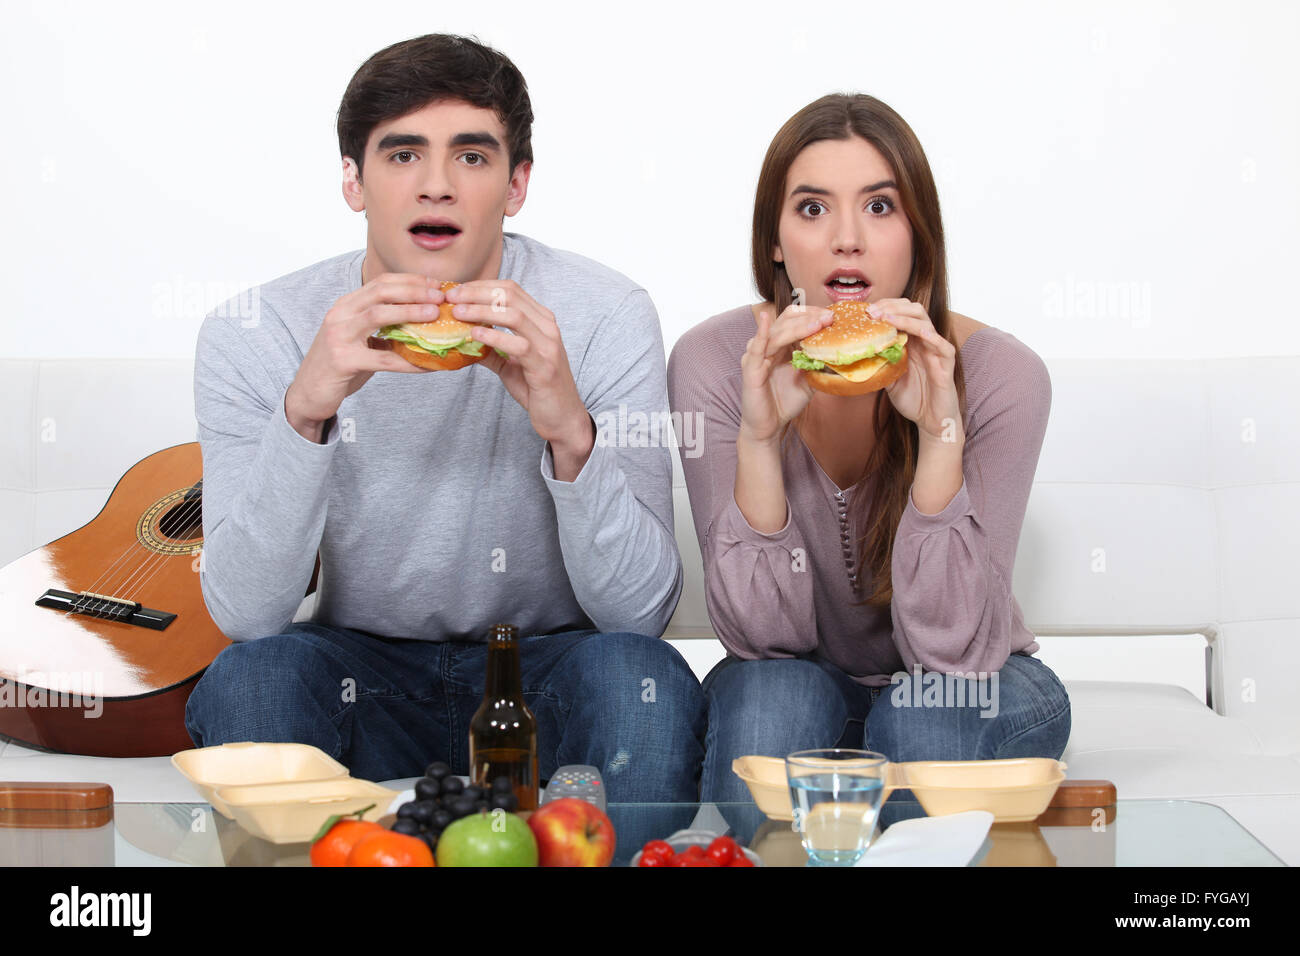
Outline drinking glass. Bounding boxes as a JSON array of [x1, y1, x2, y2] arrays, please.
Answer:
[[785, 749, 888, 866]]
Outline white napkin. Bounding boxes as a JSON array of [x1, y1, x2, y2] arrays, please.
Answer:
[[854, 811, 993, 866]]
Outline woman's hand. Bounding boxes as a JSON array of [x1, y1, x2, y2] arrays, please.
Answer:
[[871, 299, 965, 445], [738, 302, 835, 446]]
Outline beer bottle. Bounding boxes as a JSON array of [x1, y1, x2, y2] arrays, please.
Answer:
[[469, 623, 539, 811]]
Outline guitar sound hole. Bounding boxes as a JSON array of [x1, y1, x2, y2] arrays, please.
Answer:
[[158, 499, 203, 540]]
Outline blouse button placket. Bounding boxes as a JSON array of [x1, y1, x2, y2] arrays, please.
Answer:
[[834, 490, 860, 591]]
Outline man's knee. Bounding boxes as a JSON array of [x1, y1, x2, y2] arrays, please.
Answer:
[[184, 630, 336, 747], [539, 632, 704, 797], [560, 631, 704, 710]]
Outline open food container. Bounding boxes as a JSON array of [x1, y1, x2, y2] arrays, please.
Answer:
[[172, 742, 351, 818], [733, 755, 1067, 824], [213, 777, 401, 844]]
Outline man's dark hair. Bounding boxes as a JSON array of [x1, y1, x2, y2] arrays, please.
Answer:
[[337, 34, 534, 183]]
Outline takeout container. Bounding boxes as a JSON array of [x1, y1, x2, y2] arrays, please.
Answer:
[[214, 778, 400, 845], [976, 821, 1059, 866], [733, 755, 1067, 824], [897, 759, 1067, 821], [172, 742, 351, 818]]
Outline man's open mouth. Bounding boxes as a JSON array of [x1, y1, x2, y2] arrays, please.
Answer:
[[410, 224, 462, 237], [409, 220, 463, 250]]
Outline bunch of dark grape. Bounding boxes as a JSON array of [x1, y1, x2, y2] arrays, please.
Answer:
[[390, 761, 519, 852]]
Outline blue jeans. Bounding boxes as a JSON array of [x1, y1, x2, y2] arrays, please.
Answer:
[[700, 651, 1071, 839], [185, 623, 707, 808]]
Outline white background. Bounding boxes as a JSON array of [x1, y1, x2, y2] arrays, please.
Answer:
[[3, 0, 1295, 691], [2, 0, 1296, 361]]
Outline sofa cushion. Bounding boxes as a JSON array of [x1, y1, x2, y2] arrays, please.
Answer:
[[1062, 746, 1300, 799], [1063, 679, 1265, 756], [1063, 680, 1300, 799]]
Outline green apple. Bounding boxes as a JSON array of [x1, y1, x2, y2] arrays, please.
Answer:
[[435, 810, 538, 867]]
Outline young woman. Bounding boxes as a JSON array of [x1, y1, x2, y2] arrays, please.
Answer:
[[667, 93, 1071, 804]]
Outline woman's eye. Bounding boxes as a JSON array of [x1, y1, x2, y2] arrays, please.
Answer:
[[797, 196, 893, 218]]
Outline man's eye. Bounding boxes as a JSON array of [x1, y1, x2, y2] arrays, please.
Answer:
[[393, 151, 415, 163], [461, 152, 485, 166]]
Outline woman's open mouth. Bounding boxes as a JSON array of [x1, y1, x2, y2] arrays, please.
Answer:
[[825, 275, 871, 301]]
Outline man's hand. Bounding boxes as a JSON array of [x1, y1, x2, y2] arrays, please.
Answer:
[[285, 273, 443, 441], [446, 280, 595, 480]]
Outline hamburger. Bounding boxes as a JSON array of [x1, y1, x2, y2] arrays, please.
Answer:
[[370, 280, 488, 371], [791, 300, 908, 395]]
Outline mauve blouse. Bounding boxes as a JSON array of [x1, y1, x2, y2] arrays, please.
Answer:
[[666, 304, 1051, 686]]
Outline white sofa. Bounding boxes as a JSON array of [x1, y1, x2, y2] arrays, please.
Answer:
[[2, 354, 1298, 865]]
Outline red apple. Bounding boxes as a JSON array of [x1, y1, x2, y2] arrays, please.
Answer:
[[526, 797, 616, 867]]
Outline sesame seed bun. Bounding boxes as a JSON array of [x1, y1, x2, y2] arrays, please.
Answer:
[[370, 280, 489, 372], [795, 300, 909, 395]]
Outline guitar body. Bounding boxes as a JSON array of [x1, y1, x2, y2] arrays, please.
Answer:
[[0, 443, 231, 757]]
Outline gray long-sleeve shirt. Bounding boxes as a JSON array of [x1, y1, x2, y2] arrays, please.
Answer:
[[194, 233, 682, 643]]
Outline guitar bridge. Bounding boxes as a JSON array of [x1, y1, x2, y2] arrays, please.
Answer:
[[35, 589, 177, 630]]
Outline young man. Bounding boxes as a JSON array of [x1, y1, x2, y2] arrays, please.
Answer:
[[186, 34, 705, 803]]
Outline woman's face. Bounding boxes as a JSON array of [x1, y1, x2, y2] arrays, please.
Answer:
[[774, 135, 913, 309]]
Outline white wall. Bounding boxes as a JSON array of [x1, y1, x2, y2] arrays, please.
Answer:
[[2, 0, 1296, 362], [2, 1, 1294, 693]]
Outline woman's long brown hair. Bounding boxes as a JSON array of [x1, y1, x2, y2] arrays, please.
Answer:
[[751, 93, 972, 609]]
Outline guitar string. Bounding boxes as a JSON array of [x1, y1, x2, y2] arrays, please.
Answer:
[[87, 494, 204, 621], [63, 501, 187, 622], [63, 493, 203, 622], [73, 493, 201, 622], [68, 493, 201, 622], [110, 494, 205, 615], [63, 491, 199, 620]]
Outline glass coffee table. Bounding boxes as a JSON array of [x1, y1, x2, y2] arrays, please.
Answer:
[[3, 796, 1284, 866]]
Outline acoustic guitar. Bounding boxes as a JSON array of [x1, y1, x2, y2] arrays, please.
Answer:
[[0, 442, 318, 758]]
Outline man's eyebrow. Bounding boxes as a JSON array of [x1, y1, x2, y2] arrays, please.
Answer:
[[789, 179, 898, 197], [374, 131, 503, 153], [449, 131, 502, 151]]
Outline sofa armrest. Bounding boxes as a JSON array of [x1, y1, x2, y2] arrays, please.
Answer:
[[1209, 620, 1300, 753]]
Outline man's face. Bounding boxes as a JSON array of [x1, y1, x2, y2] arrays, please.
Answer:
[[773, 135, 913, 309], [343, 98, 530, 285]]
